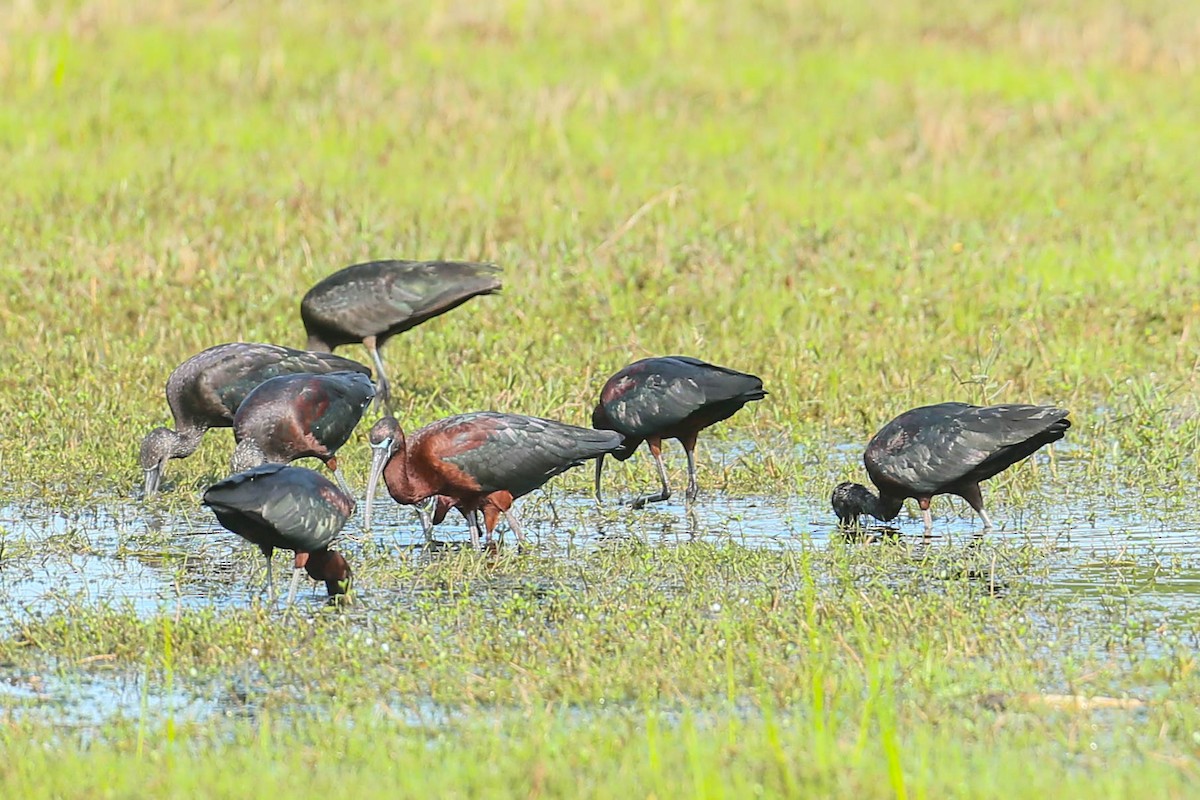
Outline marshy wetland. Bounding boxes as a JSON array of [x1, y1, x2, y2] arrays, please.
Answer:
[[4, 0, 1200, 796]]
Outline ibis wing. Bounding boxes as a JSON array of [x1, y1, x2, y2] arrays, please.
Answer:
[[867, 404, 1069, 494], [442, 415, 623, 497], [601, 374, 709, 439]]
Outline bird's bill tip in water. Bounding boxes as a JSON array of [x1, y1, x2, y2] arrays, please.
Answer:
[[143, 464, 163, 497], [363, 437, 393, 530]]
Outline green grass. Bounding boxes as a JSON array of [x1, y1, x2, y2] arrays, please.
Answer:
[[3, 0, 1200, 795]]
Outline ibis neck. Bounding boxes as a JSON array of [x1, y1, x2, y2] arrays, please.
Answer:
[[860, 486, 904, 521], [172, 427, 205, 459], [384, 432, 432, 505]]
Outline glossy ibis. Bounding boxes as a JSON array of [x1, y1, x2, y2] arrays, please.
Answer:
[[230, 371, 376, 495], [831, 402, 1071, 534], [300, 260, 501, 409], [591, 356, 767, 508], [363, 412, 622, 549], [140, 342, 371, 497], [202, 464, 354, 604]]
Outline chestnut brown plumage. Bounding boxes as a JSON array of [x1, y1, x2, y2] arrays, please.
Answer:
[[230, 371, 376, 495], [364, 412, 622, 549]]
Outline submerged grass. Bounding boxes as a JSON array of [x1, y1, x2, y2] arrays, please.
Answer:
[[2, 0, 1200, 795]]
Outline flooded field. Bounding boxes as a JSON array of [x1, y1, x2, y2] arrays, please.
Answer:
[[1, 447, 1195, 737]]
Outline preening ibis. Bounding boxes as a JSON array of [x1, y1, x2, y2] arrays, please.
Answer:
[[592, 356, 766, 508], [364, 412, 623, 549], [202, 464, 354, 604], [831, 402, 1071, 533], [300, 260, 501, 410], [139, 342, 370, 497], [230, 371, 376, 495]]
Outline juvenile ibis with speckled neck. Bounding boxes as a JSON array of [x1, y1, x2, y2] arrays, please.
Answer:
[[202, 464, 354, 604], [300, 260, 501, 410], [230, 371, 376, 495], [831, 402, 1071, 534], [139, 343, 371, 497], [364, 412, 623, 549], [591, 356, 767, 508]]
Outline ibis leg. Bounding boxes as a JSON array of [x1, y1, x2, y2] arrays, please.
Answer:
[[417, 501, 436, 544], [464, 509, 482, 551], [330, 464, 353, 498], [919, 498, 933, 536], [364, 336, 391, 412], [503, 508, 527, 546], [629, 438, 671, 509], [594, 454, 605, 504], [285, 568, 305, 607], [959, 483, 994, 532], [262, 553, 276, 604], [680, 432, 700, 504]]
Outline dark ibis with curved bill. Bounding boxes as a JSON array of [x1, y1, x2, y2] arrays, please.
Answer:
[[591, 356, 767, 508], [831, 402, 1071, 534], [363, 412, 622, 549], [230, 371, 376, 495], [140, 342, 371, 497], [202, 464, 354, 604], [300, 260, 501, 410]]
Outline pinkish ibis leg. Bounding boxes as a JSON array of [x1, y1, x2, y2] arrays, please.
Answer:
[[958, 483, 994, 532], [679, 431, 700, 504], [918, 498, 933, 536], [629, 437, 671, 510], [363, 335, 391, 412]]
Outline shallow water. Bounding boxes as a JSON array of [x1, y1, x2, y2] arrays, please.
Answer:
[[1, 456, 1197, 728]]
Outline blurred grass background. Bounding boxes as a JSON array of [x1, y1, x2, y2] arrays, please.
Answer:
[[1, 0, 1198, 500]]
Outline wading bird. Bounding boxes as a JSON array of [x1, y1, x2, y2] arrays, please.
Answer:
[[230, 371, 376, 495], [202, 464, 354, 604], [591, 356, 767, 508], [300, 260, 501, 410], [139, 343, 370, 497], [831, 402, 1071, 534], [364, 412, 622, 549]]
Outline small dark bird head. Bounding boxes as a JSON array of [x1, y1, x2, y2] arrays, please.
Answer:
[[364, 416, 403, 531], [831, 482, 872, 526], [303, 549, 353, 598], [229, 439, 268, 474], [139, 427, 182, 497]]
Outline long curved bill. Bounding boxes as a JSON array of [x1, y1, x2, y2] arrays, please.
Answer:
[[143, 463, 163, 498], [363, 436, 392, 531]]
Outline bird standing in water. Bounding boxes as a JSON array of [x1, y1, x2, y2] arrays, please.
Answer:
[[139, 342, 370, 497], [364, 412, 623, 549], [300, 260, 501, 410], [202, 464, 354, 604], [230, 371, 376, 495], [592, 356, 767, 508], [831, 402, 1071, 534]]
